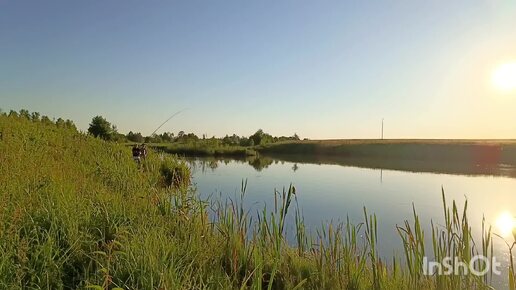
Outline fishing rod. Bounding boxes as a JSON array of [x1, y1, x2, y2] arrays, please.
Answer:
[[150, 108, 188, 136]]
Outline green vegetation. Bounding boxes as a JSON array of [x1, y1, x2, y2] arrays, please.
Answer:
[[157, 137, 516, 176], [84, 113, 301, 147], [1, 110, 515, 289], [153, 141, 257, 157], [84, 115, 301, 157], [146, 130, 301, 158], [144, 130, 300, 157], [258, 139, 516, 167], [87, 115, 127, 142]]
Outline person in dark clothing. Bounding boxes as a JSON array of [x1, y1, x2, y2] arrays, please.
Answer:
[[132, 144, 141, 164], [140, 144, 148, 160]]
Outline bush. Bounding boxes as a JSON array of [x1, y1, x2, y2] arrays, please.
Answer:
[[159, 158, 191, 188]]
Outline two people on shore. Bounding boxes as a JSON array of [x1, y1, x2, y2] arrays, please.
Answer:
[[132, 143, 147, 165]]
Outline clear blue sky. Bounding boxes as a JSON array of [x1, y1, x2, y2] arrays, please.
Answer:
[[1, 0, 516, 139]]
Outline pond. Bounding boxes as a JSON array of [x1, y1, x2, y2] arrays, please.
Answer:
[[185, 154, 516, 288]]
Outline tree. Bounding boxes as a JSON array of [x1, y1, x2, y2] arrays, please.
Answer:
[[19, 109, 30, 119], [65, 119, 77, 130], [249, 129, 273, 146], [250, 129, 264, 145], [160, 132, 173, 142], [127, 131, 144, 143], [41, 115, 52, 124], [111, 132, 127, 143], [56, 118, 66, 127], [31, 112, 40, 121], [239, 137, 253, 146], [88, 116, 116, 140]]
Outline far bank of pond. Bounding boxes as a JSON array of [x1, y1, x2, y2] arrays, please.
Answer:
[[152, 139, 516, 178]]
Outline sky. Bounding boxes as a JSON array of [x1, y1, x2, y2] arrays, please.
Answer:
[[1, 0, 516, 139]]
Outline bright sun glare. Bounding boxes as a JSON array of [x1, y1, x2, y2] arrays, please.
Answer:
[[492, 62, 516, 92], [496, 211, 515, 237]]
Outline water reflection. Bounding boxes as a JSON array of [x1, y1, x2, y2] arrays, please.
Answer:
[[185, 154, 516, 287], [496, 212, 516, 238], [186, 155, 278, 172], [185, 153, 516, 178]]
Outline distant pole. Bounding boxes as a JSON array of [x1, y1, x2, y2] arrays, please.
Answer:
[[381, 118, 384, 140]]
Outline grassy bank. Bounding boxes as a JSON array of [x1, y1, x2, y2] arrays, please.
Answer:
[[1, 114, 514, 289]]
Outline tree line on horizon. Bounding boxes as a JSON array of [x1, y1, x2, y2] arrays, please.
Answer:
[[1, 109, 77, 130], [1, 110, 303, 146], [88, 115, 302, 146]]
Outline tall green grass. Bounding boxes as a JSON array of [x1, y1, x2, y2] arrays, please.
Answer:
[[0, 112, 514, 289]]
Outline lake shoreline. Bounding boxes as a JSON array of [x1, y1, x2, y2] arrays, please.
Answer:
[[152, 140, 516, 177]]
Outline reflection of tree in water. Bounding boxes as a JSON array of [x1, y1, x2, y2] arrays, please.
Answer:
[[182, 155, 281, 173], [185, 159, 219, 174], [208, 160, 219, 170], [247, 156, 274, 171], [186, 157, 253, 174]]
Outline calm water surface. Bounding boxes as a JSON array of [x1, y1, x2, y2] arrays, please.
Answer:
[[186, 155, 516, 288]]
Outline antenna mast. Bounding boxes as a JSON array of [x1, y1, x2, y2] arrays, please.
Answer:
[[381, 118, 384, 140]]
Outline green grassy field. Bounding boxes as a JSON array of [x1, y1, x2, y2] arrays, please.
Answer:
[[1, 113, 514, 289]]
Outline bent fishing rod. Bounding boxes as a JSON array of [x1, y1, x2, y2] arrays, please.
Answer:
[[150, 108, 188, 136]]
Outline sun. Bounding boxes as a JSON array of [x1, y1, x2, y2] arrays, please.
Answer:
[[495, 211, 515, 237], [492, 62, 516, 92]]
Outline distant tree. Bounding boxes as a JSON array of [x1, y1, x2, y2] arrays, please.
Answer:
[[222, 135, 231, 145], [222, 134, 241, 146], [8, 110, 18, 118], [127, 131, 144, 143], [65, 119, 77, 130], [250, 129, 273, 146], [160, 132, 173, 142], [19, 109, 30, 119], [249, 129, 263, 145], [150, 133, 163, 143], [41, 115, 52, 124], [55, 118, 66, 127], [239, 137, 252, 147], [177, 131, 185, 138], [31, 112, 41, 121], [88, 116, 116, 140], [111, 132, 127, 143], [185, 133, 199, 142]]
